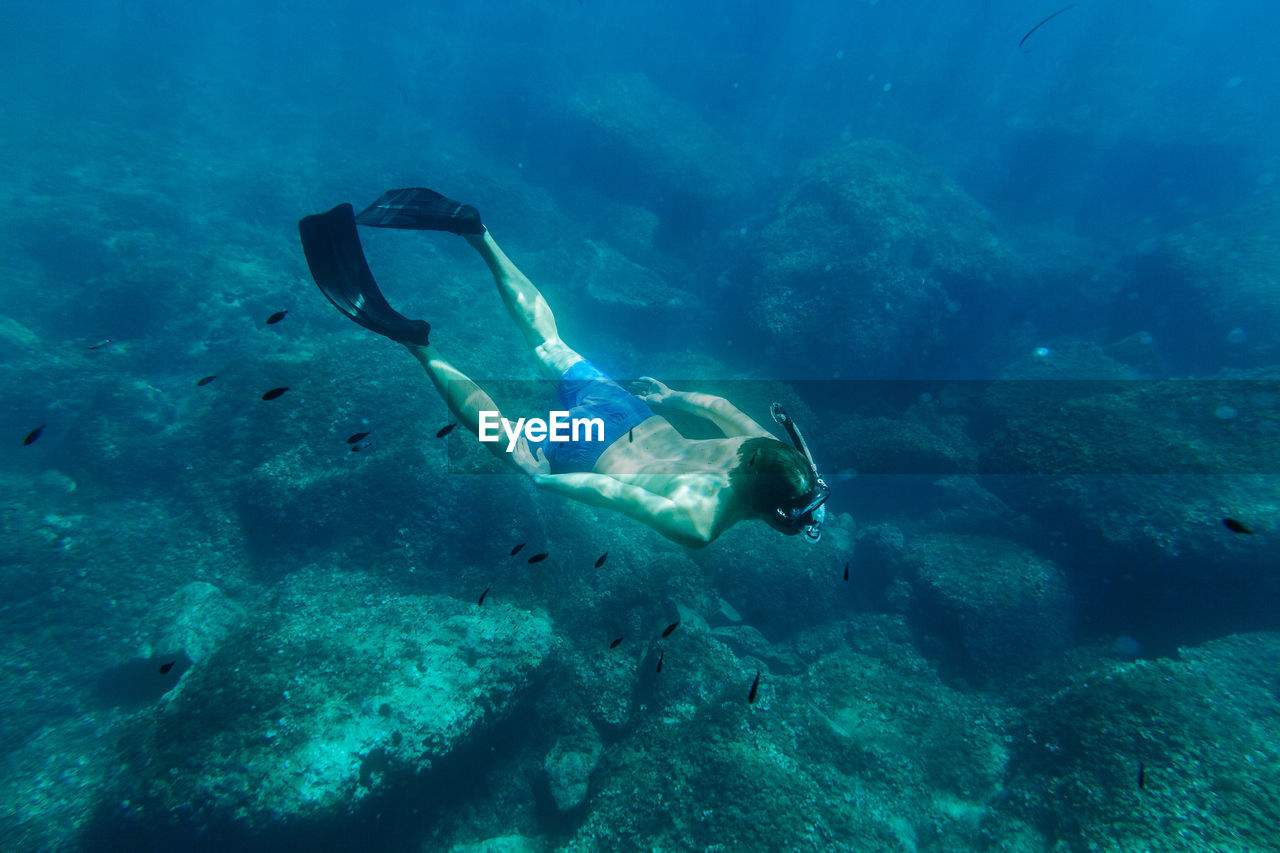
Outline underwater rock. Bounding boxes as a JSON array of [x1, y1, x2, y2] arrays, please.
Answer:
[[142, 581, 247, 665], [1005, 631, 1280, 851], [823, 412, 978, 476], [0, 313, 39, 351], [543, 727, 603, 812], [1102, 330, 1168, 377], [238, 428, 543, 581], [448, 836, 543, 853], [571, 639, 641, 732], [975, 364, 1280, 646], [560, 72, 764, 234], [569, 240, 695, 321], [565, 613, 1008, 851], [847, 522, 907, 607], [900, 533, 1070, 681], [922, 475, 1030, 539], [746, 138, 1021, 375], [596, 202, 662, 263], [34, 469, 77, 494], [693, 511, 849, 641], [115, 570, 556, 834], [1138, 192, 1280, 372]]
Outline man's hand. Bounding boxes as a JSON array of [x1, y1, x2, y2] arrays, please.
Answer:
[[511, 435, 550, 476], [635, 376, 674, 405]]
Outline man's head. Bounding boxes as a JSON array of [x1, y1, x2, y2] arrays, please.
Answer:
[[731, 437, 827, 536]]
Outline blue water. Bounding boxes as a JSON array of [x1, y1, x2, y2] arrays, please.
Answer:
[[3, 1, 1279, 850]]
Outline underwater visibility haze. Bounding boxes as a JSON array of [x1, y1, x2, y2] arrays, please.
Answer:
[[3, 0, 1280, 850]]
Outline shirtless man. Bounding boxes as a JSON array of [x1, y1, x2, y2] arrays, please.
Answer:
[[299, 189, 829, 547]]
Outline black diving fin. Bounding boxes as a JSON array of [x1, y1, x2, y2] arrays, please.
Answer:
[[354, 187, 484, 235], [298, 203, 432, 346]]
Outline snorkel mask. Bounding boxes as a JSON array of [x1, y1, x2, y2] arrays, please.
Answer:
[[769, 403, 830, 542]]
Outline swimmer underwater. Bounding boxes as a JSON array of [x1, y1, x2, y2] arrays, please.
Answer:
[[298, 189, 830, 548]]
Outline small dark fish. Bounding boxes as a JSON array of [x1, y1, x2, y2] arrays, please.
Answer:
[[628, 428, 633, 443], [748, 670, 760, 704], [661, 621, 679, 638], [1223, 518, 1255, 535], [1019, 3, 1076, 53], [261, 387, 289, 401], [436, 422, 458, 438], [509, 543, 526, 556], [528, 552, 549, 564], [86, 339, 112, 350], [595, 552, 608, 568], [656, 651, 664, 673], [346, 431, 371, 444], [266, 310, 288, 325], [477, 587, 490, 606], [196, 375, 217, 386], [158, 661, 175, 675], [843, 561, 849, 581], [22, 425, 45, 446], [1137, 761, 1146, 789], [609, 637, 623, 649]]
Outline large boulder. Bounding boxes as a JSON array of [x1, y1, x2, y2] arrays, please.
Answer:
[[112, 570, 557, 836], [974, 362, 1280, 649], [562, 614, 1010, 852], [543, 726, 603, 813], [558, 72, 765, 235], [141, 581, 247, 664], [1133, 192, 1280, 372], [1004, 631, 1280, 851], [746, 139, 1022, 375], [899, 533, 1071, 682]]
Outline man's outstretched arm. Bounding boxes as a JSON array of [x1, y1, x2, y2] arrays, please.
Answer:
[[635, 377, 772, 438], [531, 472, 716, 548]]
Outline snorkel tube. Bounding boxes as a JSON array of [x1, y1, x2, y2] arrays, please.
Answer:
[[769, 403, 831, 542]]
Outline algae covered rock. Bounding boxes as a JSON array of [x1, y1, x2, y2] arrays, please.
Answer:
[[796, 615, 1011, 811], [973, 371, 1280, 644], [116, 570, 557, 834], [561, 72, 764, 232], [1006, 631, 1280, 852], [562, 614, 1009, 852], [900, 533, 1070, 680], [747, 139, 1021, 374], [567, 239, 696, 327], [449, 836, 544, 853], [141, 581, 247, 664], [0, 313, 39, 351], [823, 411, 978, 476], [543, 726, 603, 813], [1139, 192, 1280, 371]]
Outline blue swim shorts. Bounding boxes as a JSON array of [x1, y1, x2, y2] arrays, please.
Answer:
[[538, 359, 654, 474]]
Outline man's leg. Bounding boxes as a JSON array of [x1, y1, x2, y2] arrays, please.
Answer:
[[406, 343, 530, 469], [464, 230, 584, 381]]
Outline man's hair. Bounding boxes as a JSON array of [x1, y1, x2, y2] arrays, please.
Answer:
[[730, 437, 816, 516]]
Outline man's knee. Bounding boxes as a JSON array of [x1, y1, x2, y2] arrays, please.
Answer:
[[536, 338, 583, 376]]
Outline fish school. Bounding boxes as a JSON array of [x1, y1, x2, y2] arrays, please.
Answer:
[[477, 411, 605, 452]]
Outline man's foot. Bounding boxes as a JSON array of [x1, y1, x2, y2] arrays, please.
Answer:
[[355, 188, 485, 235]]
